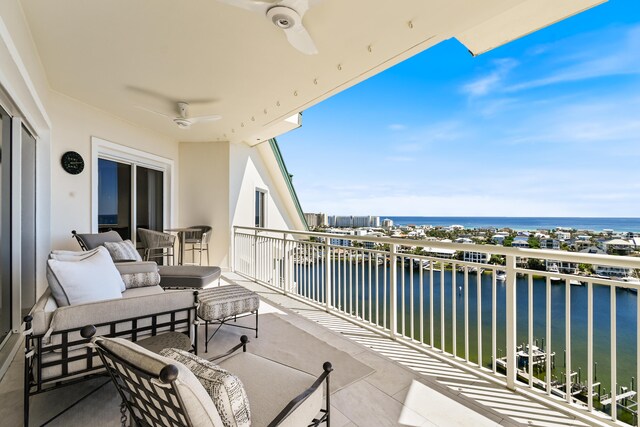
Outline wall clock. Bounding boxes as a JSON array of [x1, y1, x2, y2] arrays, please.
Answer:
[[61, 151, 84, 175]]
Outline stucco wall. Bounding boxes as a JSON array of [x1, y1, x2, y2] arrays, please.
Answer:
[[49, 92, 178, 251], [179, 141, 230, 268], [229, 142, 297, 231]]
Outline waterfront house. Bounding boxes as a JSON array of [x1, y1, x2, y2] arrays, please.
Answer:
[[602, 238, 635, 256], [463, 250, 490, 264], [3, 1, 639, 426], [539, 238, 560, 250]]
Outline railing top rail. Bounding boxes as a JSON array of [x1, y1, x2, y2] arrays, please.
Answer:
[[233, 225, 640, 269]]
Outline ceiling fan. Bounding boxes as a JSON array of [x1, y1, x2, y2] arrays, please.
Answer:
[[137, 102, 221, 129], [218, 0, 320, 55]]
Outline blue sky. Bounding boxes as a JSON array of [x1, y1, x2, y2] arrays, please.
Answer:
[[277, 1, 640, 218]]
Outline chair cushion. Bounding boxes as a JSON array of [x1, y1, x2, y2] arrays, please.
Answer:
[[74, 230, 123, 250], [219, 352, 322, 427], [196, 285, 259, 321], [99, 337, 224, 427], [159, 266, 221, 289], [161, 348, 251, 427], [46, 247, 124, 306], [104, 240, 143, 262]]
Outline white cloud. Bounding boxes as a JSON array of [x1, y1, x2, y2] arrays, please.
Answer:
[[461, 58, 518, 97], [506, 24, 640, 92]]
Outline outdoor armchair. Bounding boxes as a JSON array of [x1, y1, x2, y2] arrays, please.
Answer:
[[138, 227, 177, 264], [82, 326, 332, 427]]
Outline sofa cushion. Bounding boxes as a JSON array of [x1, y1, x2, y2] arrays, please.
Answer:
[[46, 247, 124, 306], [74, 230, 123, 250], [219, 352, 322, 427], [104, 240, 143, 262], [161, 348, 251, 427], [100, 337, 224, 427]]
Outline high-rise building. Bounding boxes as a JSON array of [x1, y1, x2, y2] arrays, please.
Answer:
[[304, 213, 328, 228], [382, 218, 393, 229], [328, 215, 380, 228]]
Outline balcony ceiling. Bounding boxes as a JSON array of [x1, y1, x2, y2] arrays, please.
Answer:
[[19, 0, 603, 143]]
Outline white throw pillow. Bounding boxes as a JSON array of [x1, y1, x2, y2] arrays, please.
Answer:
[[47, 246, 125, 306], [50, 248, 126, 292]]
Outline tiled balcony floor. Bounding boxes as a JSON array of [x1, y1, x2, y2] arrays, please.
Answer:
[[0, 273, 601, 426]]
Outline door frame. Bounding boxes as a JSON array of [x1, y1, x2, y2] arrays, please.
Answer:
[[91, 137, 174, 241]]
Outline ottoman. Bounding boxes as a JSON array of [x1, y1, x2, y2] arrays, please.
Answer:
[[158, 265, 221, 289], [196, 284, 260, 352]]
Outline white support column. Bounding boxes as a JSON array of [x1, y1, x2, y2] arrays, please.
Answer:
[[390, 243, 398, 340], [505, 254, 517, 390]]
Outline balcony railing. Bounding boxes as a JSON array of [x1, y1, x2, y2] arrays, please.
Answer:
[[233, 226, 640, 426]]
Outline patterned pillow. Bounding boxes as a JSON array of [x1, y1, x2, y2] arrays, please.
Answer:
[[120, 271, 161, 288], [104, 240, 142, 262], [160, 348, 251, 427]]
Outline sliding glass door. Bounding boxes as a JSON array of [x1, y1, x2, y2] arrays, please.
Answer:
[[98, 158, 164, 244]]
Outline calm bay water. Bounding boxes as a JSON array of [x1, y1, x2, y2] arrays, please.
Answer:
[[295, 260, 638, 414], [384, 216, 640, 232]]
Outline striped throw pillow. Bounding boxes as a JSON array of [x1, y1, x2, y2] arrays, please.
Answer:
[[104, 240, 143, 262]]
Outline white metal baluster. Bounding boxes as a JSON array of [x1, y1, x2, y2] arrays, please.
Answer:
[[410, 256, 415, 340], [528, 274, 533, 387], [587, 280, 593, 411], [390, 244, 398, 339], [343, 248, 347, 312], [477, 267, 482, 368], [565, 277, 571, 404], [325, 238, 332, 312], [345, 248, 349, 315], [505, 254, 517, 390], [375, 253, 379, 326], [546, 276, 551, 395], [611, 284, 617, 421], [464, 266, 469, 362], [357, 249, 361, 319], [453, 263, 457, 358], [360, 249, 365, 320], [383, 252, 387, 330], [401, 255, 406, 337], [354, 249, 359, 317], [430, 262, 434, 347], [349, 248, 354, 316], [420, 260, 424, 344], [492, 269, 496, 373], [368, 252, 372, 323], [441, 264, 445, 352]]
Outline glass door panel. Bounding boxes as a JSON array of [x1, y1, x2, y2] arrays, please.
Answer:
[[136, 166, 163, 232], [98, 158, 131, 239], [0, 107, 11, 342], [21, 126, 36, 314]]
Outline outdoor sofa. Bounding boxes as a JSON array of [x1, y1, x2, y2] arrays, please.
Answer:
[[23, 246, 198, 426]]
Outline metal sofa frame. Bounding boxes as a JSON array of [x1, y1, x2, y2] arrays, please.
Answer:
[[23, 300, 197, 426]]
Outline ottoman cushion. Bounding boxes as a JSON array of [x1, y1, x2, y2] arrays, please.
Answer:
[[197, 285, 260, 321], [159, 265, 221, 289]]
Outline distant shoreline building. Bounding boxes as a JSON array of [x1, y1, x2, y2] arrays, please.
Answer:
[[304, 212, 328, 228], [328, 215, 380, 228]]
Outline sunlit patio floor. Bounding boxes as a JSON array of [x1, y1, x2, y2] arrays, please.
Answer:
[[0, 272, 603, 426]]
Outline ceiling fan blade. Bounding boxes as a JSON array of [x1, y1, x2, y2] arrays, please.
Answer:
[[283, 23, 318, 55], [217, 0, 272, 13], [189, 115, 222, 123], [135, 105, 175, 119]]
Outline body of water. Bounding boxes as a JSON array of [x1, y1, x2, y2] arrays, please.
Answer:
[[294, 259, 638, 420], [384, 216, 640, 233]]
